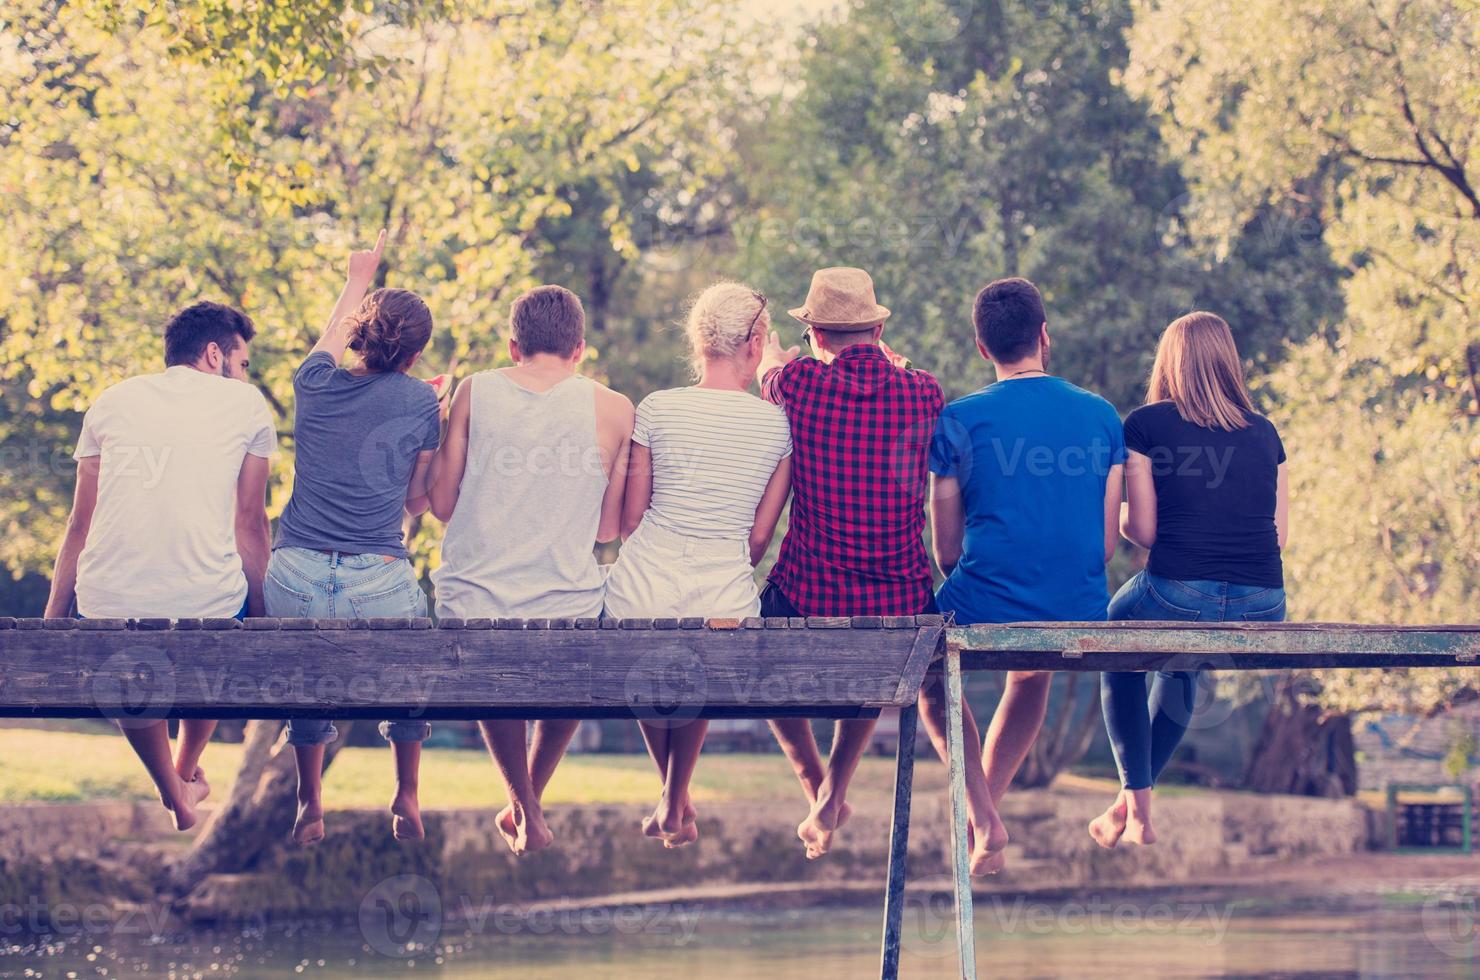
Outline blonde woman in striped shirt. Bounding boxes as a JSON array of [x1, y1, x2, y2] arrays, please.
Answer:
[[605, 282, 794, 847]]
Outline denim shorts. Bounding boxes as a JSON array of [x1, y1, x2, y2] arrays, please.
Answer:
[[265, 547, 431, 746]]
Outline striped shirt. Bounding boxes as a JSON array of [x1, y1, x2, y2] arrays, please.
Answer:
[[633, 386, 792, 540]]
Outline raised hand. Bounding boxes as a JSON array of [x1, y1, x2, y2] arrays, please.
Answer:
[[878, 339, 912, 371], [756, 326, 800, 383], [347, 228, 387, 287]]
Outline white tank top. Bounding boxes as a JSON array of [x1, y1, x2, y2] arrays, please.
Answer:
[[432, 370, 608, 619]]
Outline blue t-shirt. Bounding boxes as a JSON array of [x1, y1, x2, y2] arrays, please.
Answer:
[[275, 352, 441, 558], [931, 376, 1126, 624]]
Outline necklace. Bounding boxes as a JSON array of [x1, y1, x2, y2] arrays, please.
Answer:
[[1003, 368, 1048, 380]]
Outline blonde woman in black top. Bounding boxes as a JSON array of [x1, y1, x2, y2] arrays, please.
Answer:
[[1090, 312, 1290, 849]]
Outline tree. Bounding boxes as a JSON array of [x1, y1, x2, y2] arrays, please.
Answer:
[[1127, 0, 1479, 719], [0, 0, 756, 893], [736, 0, 1346, 786]]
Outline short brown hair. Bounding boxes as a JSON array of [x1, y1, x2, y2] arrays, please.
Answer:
[[973, 277, 1045, 362], [1147, 312, 1255, 431], [510, 285, 585, 358], [346, 288, 434, 372], [163, 302, 256, 367]]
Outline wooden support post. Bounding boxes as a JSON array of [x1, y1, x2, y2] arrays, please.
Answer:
[[944, 646, 977, 980], [879, 702, 918, 980]]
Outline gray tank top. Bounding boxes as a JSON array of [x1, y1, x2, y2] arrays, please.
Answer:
[[432, 370, 608, 619]]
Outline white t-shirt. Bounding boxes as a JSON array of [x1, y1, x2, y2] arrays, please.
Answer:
[[633, 386, 792, 540], [73, 366, 277, 618]]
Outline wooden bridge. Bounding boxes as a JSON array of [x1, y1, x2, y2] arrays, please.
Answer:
[[1, 614, 1477, 979]]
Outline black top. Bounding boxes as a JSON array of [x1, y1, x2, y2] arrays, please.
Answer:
[[1123, 400, 1285, 588]]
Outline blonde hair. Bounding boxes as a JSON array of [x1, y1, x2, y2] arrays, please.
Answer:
[[1147, 312, 1255, 431], [685, 281, 767, 374]]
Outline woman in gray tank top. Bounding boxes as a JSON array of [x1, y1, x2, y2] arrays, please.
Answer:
[[427, 284, 633, 856]]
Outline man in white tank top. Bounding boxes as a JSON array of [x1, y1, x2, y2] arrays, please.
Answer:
[[428, 285, 633, 855]]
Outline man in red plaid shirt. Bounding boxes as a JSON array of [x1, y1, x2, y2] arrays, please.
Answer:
[[755, 267, 943, 860]]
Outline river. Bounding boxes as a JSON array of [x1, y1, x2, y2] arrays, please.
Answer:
[[3, 885, 1476, 978]]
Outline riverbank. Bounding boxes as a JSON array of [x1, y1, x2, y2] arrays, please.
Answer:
[[1, 775, 1376, 929]]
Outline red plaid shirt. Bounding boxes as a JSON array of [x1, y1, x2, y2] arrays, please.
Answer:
[[761, 345, 944, 616]]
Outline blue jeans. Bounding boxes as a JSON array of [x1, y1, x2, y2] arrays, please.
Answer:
[[1100, 571, 1286, 789], [264, 547, 431, 746]]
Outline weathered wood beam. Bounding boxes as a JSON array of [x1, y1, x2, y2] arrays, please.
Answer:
[[0, 618, 944, 720], [948, 622, 1480, 671]]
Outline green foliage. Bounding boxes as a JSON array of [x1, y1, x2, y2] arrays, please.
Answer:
[[1128, 0, 1479, 713], [0, 0, 755, 579], [738, 0, 1340, 406]]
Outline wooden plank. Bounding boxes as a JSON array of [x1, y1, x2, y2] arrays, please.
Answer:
[[574, 618, 601, 630], [765, 617, 789, 629], [679, 618, 704, 629], [244, 618, 280, 631], [131, 618, 172, 631], [438, 618, 466, 630], [788, 617, 807, 629], [652, 618, 680, 630], [620, 618, 653, 630], [706, 618, 741, 630], [807, 617, 851, 629], [741, 617, 766, 629], [943, 647, 977, 979], [0, 618, 14, 630], [76, 619, 128, 631], [280, 619, 317, 631], [878, 702, 918, 980], [948, 622, 1480, 670], [43, 619, 77, 630], [0, 627, 925, 720]]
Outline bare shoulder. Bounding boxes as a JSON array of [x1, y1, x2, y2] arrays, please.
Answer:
[[593, 380, 635, 420]]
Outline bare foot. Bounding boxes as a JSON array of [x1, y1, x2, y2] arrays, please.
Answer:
[[169, 771, 211, 832], [642, 799, 698, 847], [797, 797, 854, 859], [293, 800, 326, 845], [507, 802, 554, 855], [1123, 812, 1158, 845], [969, 808, 1010, 876], [391, 791, 424, 842], [496, 805, 520, 852], [1122, 788, 1157, 845], [1088, 793, 1128, 850]]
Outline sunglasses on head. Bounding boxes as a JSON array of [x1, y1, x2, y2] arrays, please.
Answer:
[[743, 292, 767, 343]]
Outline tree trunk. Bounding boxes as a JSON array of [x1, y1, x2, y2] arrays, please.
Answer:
[[1243, 680, 1356, 797], [166, 719, 354, 898], [1015, 674, 1103, 788]]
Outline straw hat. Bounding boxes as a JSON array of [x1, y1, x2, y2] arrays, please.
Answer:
[[788, 267, 891, 332]]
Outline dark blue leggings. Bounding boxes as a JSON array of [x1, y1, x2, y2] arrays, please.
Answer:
[[1101, 571, 1286, 790]]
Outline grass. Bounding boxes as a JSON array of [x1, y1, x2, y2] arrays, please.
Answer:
[[0, 726, 945, 808]]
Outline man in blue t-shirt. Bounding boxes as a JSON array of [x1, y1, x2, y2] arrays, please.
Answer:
[[922, 277, 1125, 875]]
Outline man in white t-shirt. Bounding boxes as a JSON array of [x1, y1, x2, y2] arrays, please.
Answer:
[[45, 301, 277, 831]]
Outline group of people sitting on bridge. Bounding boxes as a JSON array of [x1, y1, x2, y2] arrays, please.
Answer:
[[45, 230, 1289, 876]]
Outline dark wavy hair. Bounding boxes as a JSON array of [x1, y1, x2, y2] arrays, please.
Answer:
[[346, 288, 433, 372]]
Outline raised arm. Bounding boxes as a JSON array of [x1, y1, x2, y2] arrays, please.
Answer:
[[310, 229, 386, 363], [1119, 450, 1156, 551], [929, 473, 965, 577], [44, 456, 100, 617], [748, 455, 792, 566], [619, 443, 654, 540], [235, 454, 272, 617]]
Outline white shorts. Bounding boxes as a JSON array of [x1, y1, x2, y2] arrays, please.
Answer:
[[603, 519, 760, 619]]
